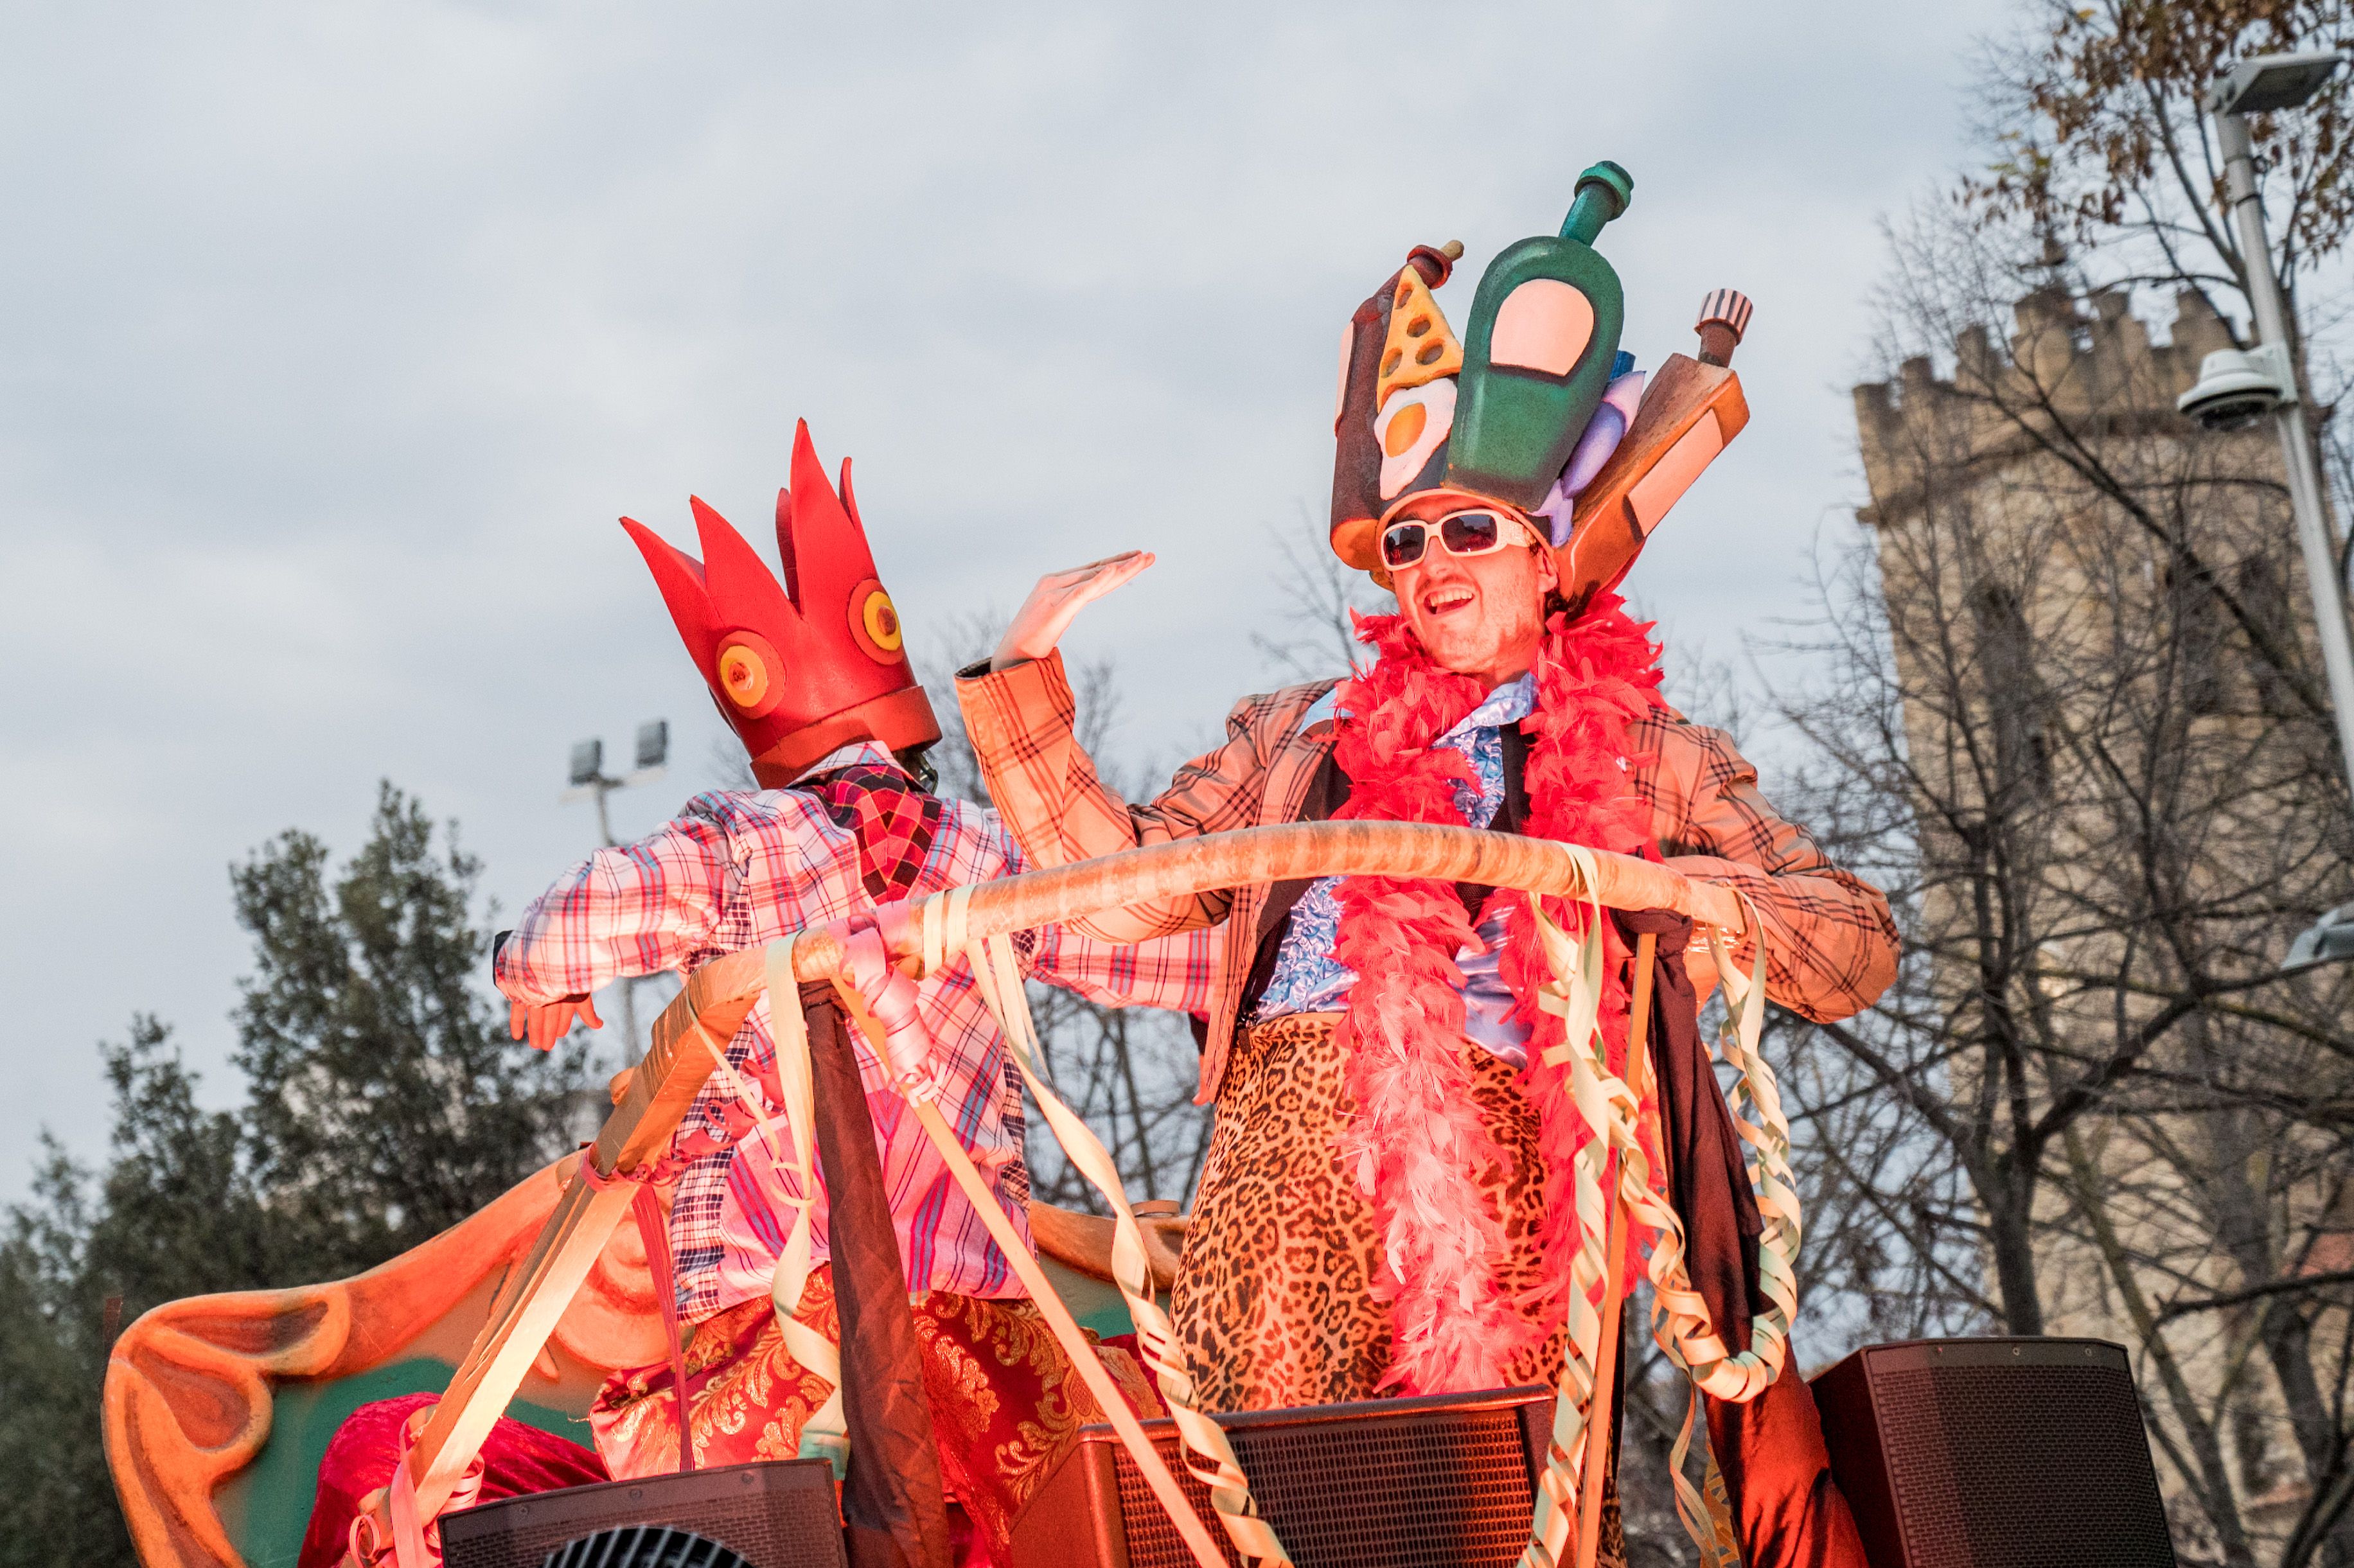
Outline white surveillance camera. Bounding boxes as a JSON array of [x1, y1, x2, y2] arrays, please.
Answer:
[[2178, 342, 2296, 430]]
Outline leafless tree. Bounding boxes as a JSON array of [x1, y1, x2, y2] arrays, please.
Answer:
[[1969, 1, 2354, 534], [1800, 178, 2354, 1560]]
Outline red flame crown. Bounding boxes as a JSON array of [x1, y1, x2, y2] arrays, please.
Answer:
[[622, 420, 940, 786]]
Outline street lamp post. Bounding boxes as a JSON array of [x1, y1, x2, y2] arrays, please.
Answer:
[[562, 718, 670, 1041], [565, 719, 672, 849], [2191, 53, 2354, 971]]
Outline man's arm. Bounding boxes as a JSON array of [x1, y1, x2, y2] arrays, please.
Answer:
[[1645, 716, 1899, 1024], [1021, 922, 1223, 1016], [493, 804, 736, 1041], [956, 649, 1286, 942]]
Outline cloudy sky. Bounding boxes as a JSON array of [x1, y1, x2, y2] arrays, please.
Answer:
[[0, 0, 2013, 1179]]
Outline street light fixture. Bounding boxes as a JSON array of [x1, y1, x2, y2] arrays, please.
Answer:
[[2210, 50, 2347, 116], [633, 719, 670, 774], [2285, 901, 2354, 974], [561, 719, 670, 847], [2184, 51, 2354, 973], [557, 719, 671, 1052]]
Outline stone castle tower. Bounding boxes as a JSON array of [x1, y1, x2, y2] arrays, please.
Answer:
[[1856, 283, 2240, 512], [1848, 282, 2349, 1561]]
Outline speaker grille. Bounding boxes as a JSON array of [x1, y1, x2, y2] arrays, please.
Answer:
[[1877, 1361, 2171, 1568], [1104, 1394, 1541, 1568], [441, 1461, 844, 1568], [1816, 1339, 2177, 1568], [541, 1526, 751, 1568]]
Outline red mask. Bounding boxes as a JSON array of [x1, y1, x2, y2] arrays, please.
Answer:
[[623, 420, 940, 788]]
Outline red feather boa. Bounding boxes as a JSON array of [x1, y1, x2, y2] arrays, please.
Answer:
[[1329, 592, 1663, 1394]]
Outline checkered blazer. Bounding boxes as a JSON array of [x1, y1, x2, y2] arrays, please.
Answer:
[[957, 652, 1898, 1105]]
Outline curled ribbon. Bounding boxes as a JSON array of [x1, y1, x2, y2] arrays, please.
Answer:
[[1518, 847, 1800, 1568], [920, 888, 1293, 1568]]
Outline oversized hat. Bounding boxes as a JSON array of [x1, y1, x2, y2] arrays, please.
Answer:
[[623, 420, 941, 788], [1329, 162, 1753, 613]]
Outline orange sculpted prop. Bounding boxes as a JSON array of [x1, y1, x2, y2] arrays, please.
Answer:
[[101, 1131, 1152, 1568], [102, 1153, 666, 1568]]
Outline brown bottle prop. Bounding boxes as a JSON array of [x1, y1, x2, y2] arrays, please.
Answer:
[[1328, 240, 1464, 564], [1556, 289, 1753, 615]]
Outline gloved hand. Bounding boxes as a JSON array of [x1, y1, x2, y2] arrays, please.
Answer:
[[835, 917, 935, 1095], [509, 994, 602, 1051]]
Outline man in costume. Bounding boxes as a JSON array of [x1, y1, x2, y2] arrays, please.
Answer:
[[308, 421, 1201, 1568], [954, 166, 1898, 1567]]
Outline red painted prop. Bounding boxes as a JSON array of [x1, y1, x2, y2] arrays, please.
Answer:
[[623, 420, 941, 786]]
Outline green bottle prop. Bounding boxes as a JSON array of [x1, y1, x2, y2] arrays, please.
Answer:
[[1445, 161, 1633, 511]]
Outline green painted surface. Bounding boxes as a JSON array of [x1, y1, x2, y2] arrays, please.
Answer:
[[1038, 1253, 1137, 1342], [1560, 160, 1634, 245], [1449, 161, 1633, 510], [216, 1359, 596, 1568], [1074, 1298, 1134, 1341]]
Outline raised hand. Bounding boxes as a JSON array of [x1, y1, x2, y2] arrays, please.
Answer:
[[990, 551, 1155, 671], [509, 994, 603, 1052]]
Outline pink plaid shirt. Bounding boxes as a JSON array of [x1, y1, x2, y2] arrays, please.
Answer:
[[493, 742, 1216, 1321]]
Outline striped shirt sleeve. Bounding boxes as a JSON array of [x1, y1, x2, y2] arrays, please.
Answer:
[[491, 802, 736, 1005]]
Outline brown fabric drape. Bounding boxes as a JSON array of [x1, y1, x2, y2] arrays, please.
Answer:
[[802, 985, 953, 1568], [1614, 908, 1762, 1341], [1606, 914, 1866, 1568]]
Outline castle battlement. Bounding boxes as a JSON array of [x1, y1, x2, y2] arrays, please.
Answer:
[[1854, 285, 2242, 522]]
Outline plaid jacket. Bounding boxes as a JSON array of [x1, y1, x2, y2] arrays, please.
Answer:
[[957, 653, 1898, 1104], [494, 741, 1216, 1320]]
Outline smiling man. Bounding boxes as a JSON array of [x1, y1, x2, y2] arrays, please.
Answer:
[[957, 172, 1897, 1568]]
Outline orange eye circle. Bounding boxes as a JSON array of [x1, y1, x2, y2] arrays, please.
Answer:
[[716, 644, 770, 710], [863, 590, 903, 653], [847, 578, 905, 663]]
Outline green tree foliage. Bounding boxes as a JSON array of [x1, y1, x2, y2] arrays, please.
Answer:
[[234, 784, 594, 1274], [0, 786, 591, 1567]]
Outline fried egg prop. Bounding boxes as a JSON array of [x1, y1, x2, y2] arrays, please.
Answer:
[[1376, 378, 1456, 502]]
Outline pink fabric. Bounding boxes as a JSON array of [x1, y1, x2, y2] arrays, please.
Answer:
[[299, 1394, 608, 1568]]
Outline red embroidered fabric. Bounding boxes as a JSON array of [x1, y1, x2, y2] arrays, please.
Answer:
[[590, 1273, 1166, 1568]]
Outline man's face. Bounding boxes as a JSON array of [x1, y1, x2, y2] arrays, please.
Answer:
[[1391, 516, 1558, 689]]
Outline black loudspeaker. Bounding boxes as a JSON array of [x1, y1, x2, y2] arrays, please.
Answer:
[[440, 1460, 846, 1568], [1009, 1386, 1552, 1568], [540, 1527, 750, 1568], [1811, 1337, 2177, 1568]]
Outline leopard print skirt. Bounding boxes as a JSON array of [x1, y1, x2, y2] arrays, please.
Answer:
[[1173, 1011, 1567, 1409], [1172, 1012, 1625, 1563]]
